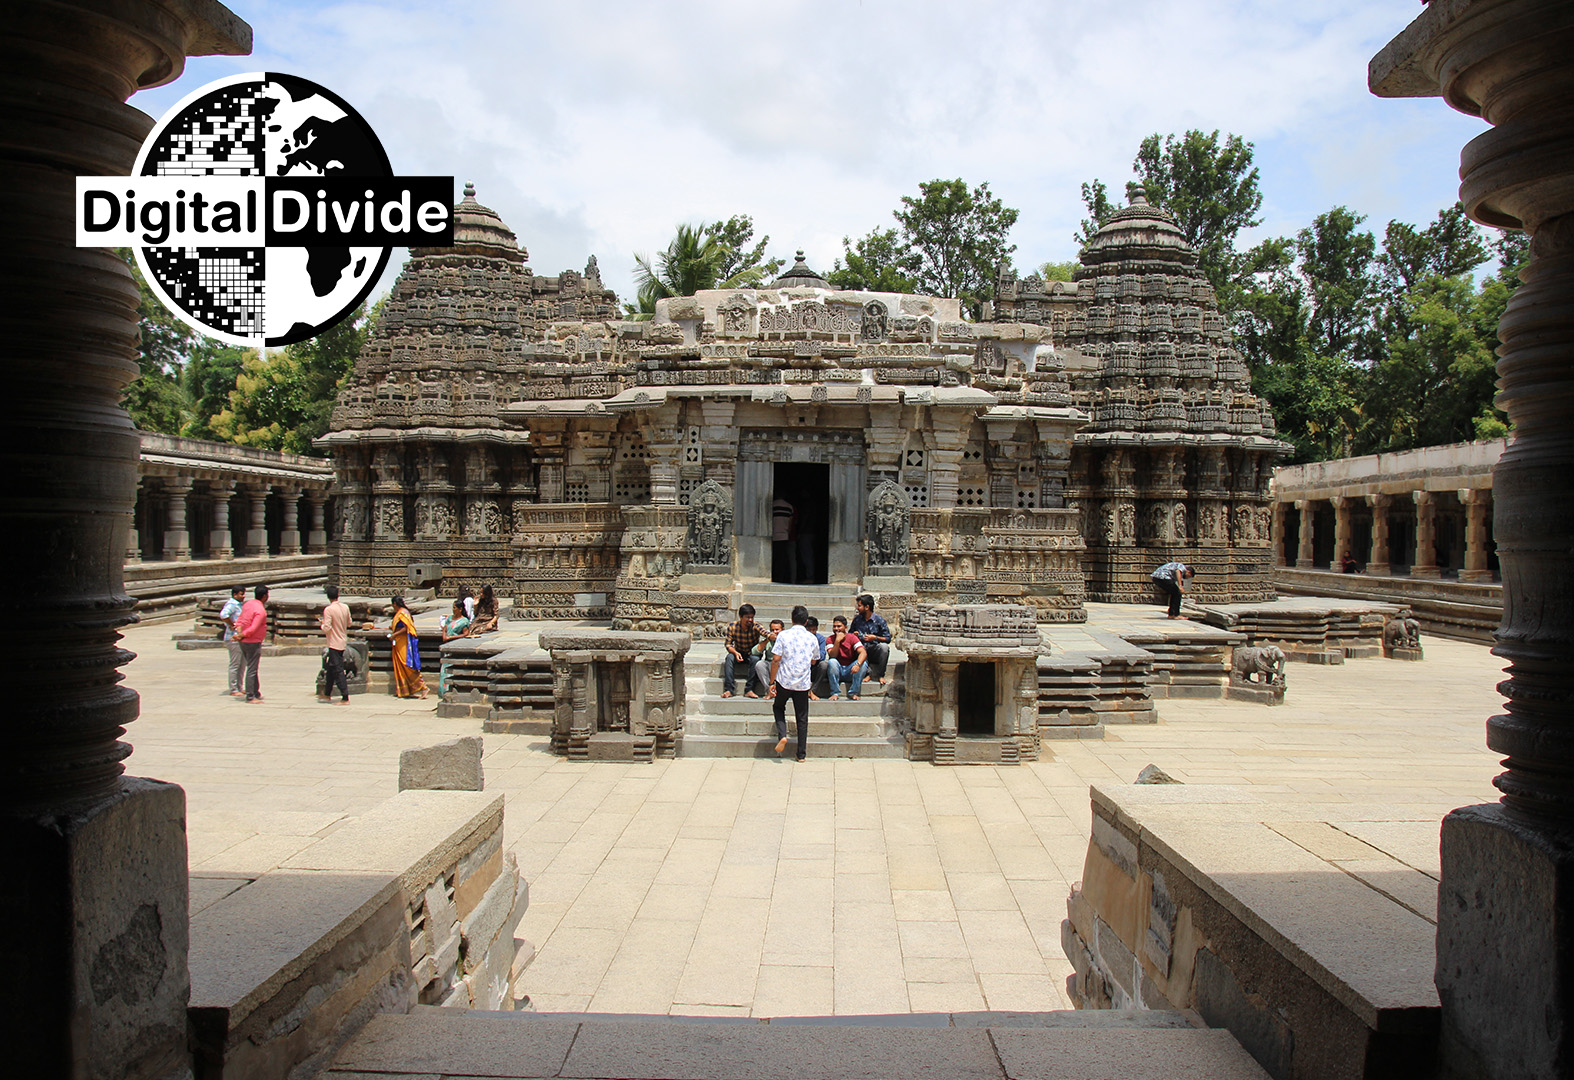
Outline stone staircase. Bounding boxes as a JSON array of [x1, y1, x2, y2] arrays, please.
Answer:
[[681, 585, 910, 758], [327, 1006, 1274, 1079]]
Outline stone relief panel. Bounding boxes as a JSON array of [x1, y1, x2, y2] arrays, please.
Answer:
[[686, 480, 732, 567], [866, 480, 911, 567]]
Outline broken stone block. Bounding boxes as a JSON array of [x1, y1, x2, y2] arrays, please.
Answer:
[[1135, 764, 1181, 785], [399, 736, 483, 791]]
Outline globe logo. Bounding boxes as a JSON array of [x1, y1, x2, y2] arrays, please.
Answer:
[[78, 72, 453, 347]]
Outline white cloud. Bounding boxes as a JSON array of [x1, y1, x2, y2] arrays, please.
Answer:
[[134, 0, 1493, 305]]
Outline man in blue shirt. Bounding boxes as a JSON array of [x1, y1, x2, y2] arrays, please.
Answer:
[[850, 593, 891, 684], [1150, 561, 1193, 619], [218, 584, 245, 697]]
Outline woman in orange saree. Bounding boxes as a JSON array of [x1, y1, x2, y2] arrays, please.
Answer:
[[388, 596, 429, 699]]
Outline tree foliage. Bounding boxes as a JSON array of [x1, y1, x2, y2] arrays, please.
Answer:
[[826, 227, 919, 294], [1232, 202, 1508, 461], [828, 179, 1018, 318], [210, 306, 370, 455], [630, 215, 783, 315], [1076, 130, 1262, 296]]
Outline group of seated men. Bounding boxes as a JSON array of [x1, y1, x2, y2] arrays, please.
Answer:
[[721, 594, 892, 701]]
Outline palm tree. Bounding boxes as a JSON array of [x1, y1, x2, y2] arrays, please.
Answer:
[[630, 216, 785, 317], [633, 224, 727, 314]]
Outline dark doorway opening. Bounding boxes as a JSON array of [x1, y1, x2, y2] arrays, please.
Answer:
[[772, 462, 828, 584], [957, 662, 996, 736]]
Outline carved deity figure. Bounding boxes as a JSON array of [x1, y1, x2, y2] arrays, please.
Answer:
[[719, 295, 752, 334], [1172, 501, 1189, 545], [1119, 502, 1136, 542], [866, 480, 911, 567], [1146, 502, 1169, 544], [862, 300, 889, 343], [686, 479, 733, 565], [1232, 504, 1254, 544]]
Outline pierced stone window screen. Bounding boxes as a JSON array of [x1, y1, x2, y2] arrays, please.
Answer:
[[904, 448, 926, 470], [962, 448, 984, 463], [613, 480, 650, 503], [1016, 489, 1038, 509], [958, 486, 988, 507], [679, 477, 696, 506], [618, 440, 648, 462], [905, 484, 929, 508], [565, 481, 590, 502]]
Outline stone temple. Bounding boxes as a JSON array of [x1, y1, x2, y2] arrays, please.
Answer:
[[320, 186, 1287, 629]]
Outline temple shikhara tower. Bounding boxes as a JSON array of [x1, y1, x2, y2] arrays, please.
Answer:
[[322, 187, 1287, 630]]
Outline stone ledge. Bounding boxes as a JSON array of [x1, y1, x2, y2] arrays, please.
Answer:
[[329, 1009, 1271, 1079], [281, 789, 503, 900], [1070, 783, 1442, 1079]]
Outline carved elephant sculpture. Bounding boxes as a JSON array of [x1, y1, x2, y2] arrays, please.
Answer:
[[1384, 616, 1421, 650], [1232, 644, 1286, 686]]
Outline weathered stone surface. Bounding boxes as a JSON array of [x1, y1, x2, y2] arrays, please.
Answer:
[[281, 790, 503, 901], [992, 1027, 1272, 1079], [399, 736, 484, 792], [460, 860, 527, 974], [1135, 763, 1181, 784]]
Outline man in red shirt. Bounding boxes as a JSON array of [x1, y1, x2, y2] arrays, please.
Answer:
[[236, 584, 270, 703], [824, 615, 868, 700]]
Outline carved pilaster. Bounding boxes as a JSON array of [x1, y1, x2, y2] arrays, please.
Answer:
[[1411, 490, 1440, 577], [161, 476, 193, 561], [243, 482, 269, 555], [1331, 495, 1353, 569], [1366, 493, 1392, 575], [305, 491, 328, 553], [1460, 487, 1493, 582], [208, 479, 236, 558], [277, 485, 302, 554], [1294, 499, 1316, 569]]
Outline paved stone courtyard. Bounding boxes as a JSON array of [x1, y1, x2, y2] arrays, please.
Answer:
[[123, 614, 1504, 1018]]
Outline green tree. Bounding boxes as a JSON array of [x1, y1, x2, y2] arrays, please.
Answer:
[[893, 179, 1018, 318], [1038, 260, 1077, 282], [826, 227, 919, 293], [1296, 206, 1379, 365], [210, 307, 368, 455], [1075, 131, 1263, 297], [1133, 130, 1263, 294], [1378, 202, 1489, 294], [630, 215, 783, 315]]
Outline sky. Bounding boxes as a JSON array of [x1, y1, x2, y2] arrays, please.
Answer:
[[131, 0, 1491, 307]]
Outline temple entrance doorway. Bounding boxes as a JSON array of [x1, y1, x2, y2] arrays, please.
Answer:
[[772, 462, 828, 584], [957, 662, 996, 736]]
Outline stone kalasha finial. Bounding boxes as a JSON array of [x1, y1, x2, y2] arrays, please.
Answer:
[[1130, 185, 1150, 206], [463, 180, 477, 199]]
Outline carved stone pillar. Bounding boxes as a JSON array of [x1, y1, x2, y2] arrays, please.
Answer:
[[1366, 493, 1392, 576], [277, 485, 302, 554], [1270, 502, 1288, 566], [1294, 499, 1316, 569], [305, 491, 328, 553], [208, 479, 235, 559], [0, 5, 251, 1079], [1460, 487, 1493, 582], [1411, 490, 1440, 577], [1372, 5, 1574, 1075], [1331, 496, 1353, 569], [126, 476, 144, 564], [160, 476, 193, 561], [243, 482, 269, 556]]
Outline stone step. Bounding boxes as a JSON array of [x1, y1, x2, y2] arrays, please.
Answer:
[[679, 732, 911, 759], [328, 1007, 1273, 1079], [688, 676, 892, 697], [686, 715, 893, 738], [692, 694, 888, 717]]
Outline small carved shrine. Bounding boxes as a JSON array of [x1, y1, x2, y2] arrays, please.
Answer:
[[537, 629, 690, 761], [899, 603, 1045, 764]]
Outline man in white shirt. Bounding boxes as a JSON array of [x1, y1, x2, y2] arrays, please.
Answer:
[[769, 604, 817, 761], [218, 584, 245, 698]]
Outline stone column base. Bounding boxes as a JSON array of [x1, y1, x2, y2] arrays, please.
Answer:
[[1, 778, 190, 1080], [1411, 566, 1442, 578], [1366, 564, 1391, 576], [1294, 558, 1316, 569], [1458, 570, 1494, 583], [1437, 803, 1574, 1080]]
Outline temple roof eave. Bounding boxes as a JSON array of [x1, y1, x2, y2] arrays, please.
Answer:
[[313, 427, 534, 446], [1073, 430, 1294, 455]]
